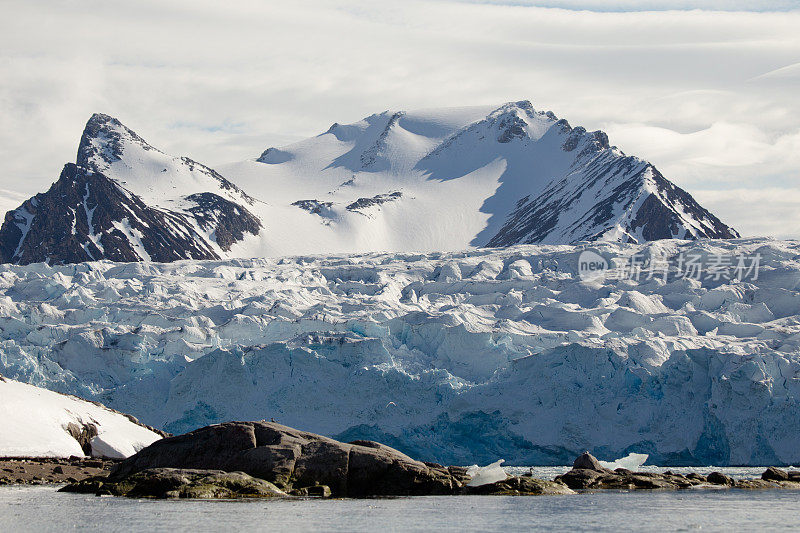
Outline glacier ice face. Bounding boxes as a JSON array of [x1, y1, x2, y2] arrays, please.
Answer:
[[1, 238, 799, 465]]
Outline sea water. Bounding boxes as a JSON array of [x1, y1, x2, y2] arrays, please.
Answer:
[[1, 468, 798, 532]]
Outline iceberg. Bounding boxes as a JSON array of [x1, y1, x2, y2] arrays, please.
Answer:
[[599, 453, 649, 471], [466, 460, 507, 487]]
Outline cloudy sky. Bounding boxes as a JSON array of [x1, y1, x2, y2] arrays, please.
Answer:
[[1, 0, 798, 238]]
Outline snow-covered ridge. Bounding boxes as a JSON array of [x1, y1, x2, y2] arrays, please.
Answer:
[[0, 374, 162, 458], [2, 101, 736, 265], [1, 238, 798, 465], [224, 99, 737, 255], [77, 113, 253, 207]]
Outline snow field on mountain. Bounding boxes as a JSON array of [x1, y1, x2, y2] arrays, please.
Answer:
[[218, 100, 735, 256], [0, 376, 162, 458], [1, 238, 798, 464], [1, 102, 737, 266]]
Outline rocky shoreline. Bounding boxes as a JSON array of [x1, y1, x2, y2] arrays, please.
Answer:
[[60, 421, 572, 498], [51, 421, 800, 499], [555, 452, 800, 491], [0, 457, 117, 486]]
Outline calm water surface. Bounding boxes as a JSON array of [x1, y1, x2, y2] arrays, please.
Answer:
[[1, 467, 798, 532]]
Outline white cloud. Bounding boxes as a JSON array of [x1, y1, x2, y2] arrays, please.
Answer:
[[0, 0, 798, 238], [694, 189, 800, 240], [604, 122, 800, 175], [449, 0, 800, 12]]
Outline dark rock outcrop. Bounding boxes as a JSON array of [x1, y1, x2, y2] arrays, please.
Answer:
[[64, 422, 99, 456], [292, 199, 333, 215], [60, 421, 576, 499], [345, 192, 402, 213], [64, 468, 286, 499], [762, 466, 789, 482], [463, 475, 573, 496], [184, 192, 262, 251], [555, 452, 800, 491], [59, 436, 800, 499], [83, 421, 463, 498], [706, 471, 734, 486], [572, 451, 613, 473]]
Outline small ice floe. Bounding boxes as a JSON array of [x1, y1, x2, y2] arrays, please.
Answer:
[[598, 453, 649, 471], [466, 459, 507, 487]]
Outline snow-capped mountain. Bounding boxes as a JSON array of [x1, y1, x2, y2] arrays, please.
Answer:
[[0, 102, 736, 264], [219, 100, 737, 255], [0, 114, 261, 265], [0, 374, 162, 458]]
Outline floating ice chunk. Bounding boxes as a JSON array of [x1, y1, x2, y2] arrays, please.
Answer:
[[466, 459, 507, 486], [598, 453, 649, 471]]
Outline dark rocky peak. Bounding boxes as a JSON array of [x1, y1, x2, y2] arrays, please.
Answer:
[[490, 101, 557, 121], [455, 101, 559, 146], [77, 113, 154, 171], [0, 113, 266, 265], [631, 166, 739, 241], [554, 118, 573, 134], [77, 113, 255, 206], [0, 163, 223, 265], [486, 152, 738, 247]]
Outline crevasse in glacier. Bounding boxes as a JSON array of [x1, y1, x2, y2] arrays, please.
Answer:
[[1, 238, 799, 465]]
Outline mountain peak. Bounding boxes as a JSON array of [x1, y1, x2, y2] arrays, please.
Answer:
[[76, 113, 153, 171], [1, 101, 739, 266], [491, 100, 556, 120], [86, 112, 122, 128]]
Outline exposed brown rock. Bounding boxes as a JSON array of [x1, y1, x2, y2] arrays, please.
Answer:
[[762, 467, 789, 482], [572, 451, 613, 473], [0, 457, 114, 485], [96, 421, 463, 498], [64, 422, 99, 456], [63, 468, 286, 499], [706, 471, 734, 486], [554, 468, 607, 490], [464, 476, 574, 495]]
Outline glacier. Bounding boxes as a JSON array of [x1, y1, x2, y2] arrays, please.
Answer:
[[1, 238, 799, 465]]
